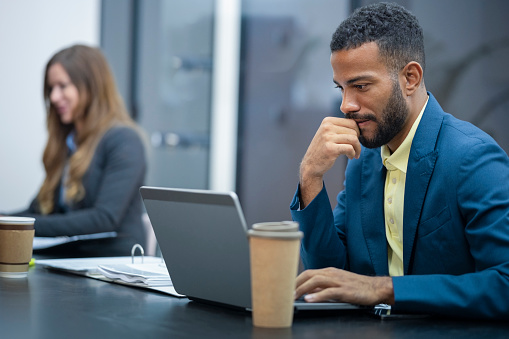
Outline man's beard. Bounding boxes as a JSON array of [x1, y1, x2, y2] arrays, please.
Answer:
[[346, 81, 408, 149]]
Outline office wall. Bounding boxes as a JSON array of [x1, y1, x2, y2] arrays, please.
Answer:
[[355, 0, 509, 154], [0, 0, 100, 212], [414, 0, 509, 152], [237, 1, 350, 226]]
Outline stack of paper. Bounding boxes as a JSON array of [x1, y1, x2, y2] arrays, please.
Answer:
[[33, 232, 118, 250], [36, 256, 185, 297], [98, 263, 172, 287]]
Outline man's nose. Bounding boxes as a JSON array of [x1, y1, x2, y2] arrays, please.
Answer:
[[340, 91, 360, 114]]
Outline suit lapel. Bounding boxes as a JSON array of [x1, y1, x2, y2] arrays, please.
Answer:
[[403, 93, 443, 274], [403, 150, 438, 274], [360, 151, 389, 276]]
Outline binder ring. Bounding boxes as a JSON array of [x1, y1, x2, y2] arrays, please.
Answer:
[[131, 243, 145, 263]]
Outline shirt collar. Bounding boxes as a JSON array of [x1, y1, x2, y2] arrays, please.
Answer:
[[381, 96, 429, 173], [66, 130, 77, 154]]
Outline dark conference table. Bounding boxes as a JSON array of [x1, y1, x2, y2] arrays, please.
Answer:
[[1, 265, 508, 339]]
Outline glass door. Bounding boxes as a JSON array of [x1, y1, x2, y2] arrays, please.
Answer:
[[135, 0, 215, 189]]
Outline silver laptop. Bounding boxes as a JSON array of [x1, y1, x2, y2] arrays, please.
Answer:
[[140, 186, 362, 312]]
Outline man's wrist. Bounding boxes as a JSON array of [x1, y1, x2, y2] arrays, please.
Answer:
[[375, 277, 395, 305], [298, 175, 323, 209]]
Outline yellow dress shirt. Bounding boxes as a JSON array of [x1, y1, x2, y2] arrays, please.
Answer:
[[381, 97, 428, 276]]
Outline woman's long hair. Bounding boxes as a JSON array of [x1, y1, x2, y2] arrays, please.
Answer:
[[38, 44, 136, 214]]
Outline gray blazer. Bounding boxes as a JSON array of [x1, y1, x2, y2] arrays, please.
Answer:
[[17, 126, 147, 256]]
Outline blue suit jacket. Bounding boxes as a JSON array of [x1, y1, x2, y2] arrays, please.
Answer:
[[291, 93, 509, 319]]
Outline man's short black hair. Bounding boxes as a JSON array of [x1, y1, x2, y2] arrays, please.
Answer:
[[330, 2, 425, 74]]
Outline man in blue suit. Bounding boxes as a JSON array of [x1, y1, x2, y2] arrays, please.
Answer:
[[292, 2, 509, 319]]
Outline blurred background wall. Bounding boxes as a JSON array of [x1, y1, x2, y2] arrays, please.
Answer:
[[0, 0, 100, 211], [1, 0, 508, 229]]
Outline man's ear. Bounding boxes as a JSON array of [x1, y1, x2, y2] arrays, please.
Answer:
[[401, 61, 423, 96]]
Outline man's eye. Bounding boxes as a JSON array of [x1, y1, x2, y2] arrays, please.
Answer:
[[355, 84, 366, 90]]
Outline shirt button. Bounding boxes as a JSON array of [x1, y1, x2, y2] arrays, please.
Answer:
[[390, 218, 394, 224], [392, 178, 397, 184], [388, 197, 392, 204]]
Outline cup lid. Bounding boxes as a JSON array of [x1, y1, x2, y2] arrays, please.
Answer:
[[0, 216, 36, 225], [252, 221, 299, 232], [248, 229, 303, 240]]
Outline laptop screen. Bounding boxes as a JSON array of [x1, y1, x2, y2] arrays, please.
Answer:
[[140, 187, 252, 309]]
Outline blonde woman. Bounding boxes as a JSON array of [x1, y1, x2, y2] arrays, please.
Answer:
[[12, 44, 147, 256]]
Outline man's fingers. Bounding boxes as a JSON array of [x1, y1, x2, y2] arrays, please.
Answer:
[[300, 117, 362, 180], [296, 267, 341, 289], [295, 269, 315, 288], [295, 272, 338, 300], [326, 138, 361, 160], [320, 122, 362, 159], [296, 268, 394, 305], [322, 124, 359, 137], [322, 116, 360, 136], [304, 287, 344, 303]]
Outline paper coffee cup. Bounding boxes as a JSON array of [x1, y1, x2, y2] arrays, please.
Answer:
[[248, 222, 303, 328], [0, 216, 35, 278]]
